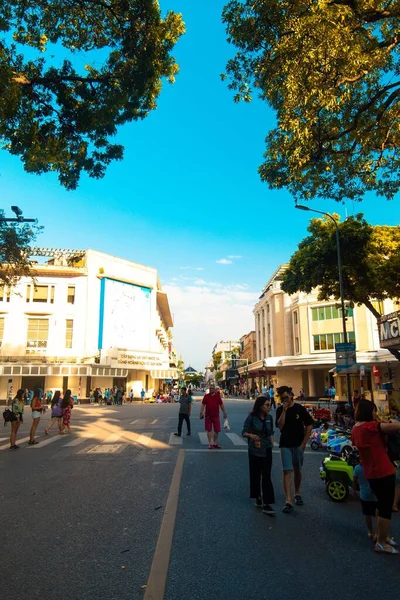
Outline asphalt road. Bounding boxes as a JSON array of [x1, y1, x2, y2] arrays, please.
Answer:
[[1, 397, 399, 600]]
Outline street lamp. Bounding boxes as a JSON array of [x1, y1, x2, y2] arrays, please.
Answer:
[[295, 203, 352, 404], [1, 206, 36, 224]]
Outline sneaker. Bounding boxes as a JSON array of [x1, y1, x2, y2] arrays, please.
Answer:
[[262, 504, 276, 515], [174, 433, 181, 437], [255, 497, 262, 508], [294, 495, 304, 506], [13, 444, 20, 449], [282, 503, 294, 514], [28, 440, 39, 445]]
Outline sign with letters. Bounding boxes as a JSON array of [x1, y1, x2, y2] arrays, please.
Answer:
[[117, 351, 169, 370], [379, 311, 400, 350]]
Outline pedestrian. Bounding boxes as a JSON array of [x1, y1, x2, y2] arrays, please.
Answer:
[[28, 389, 33, 405], [129, 389, 134, 403], [353, 462, 379, 541], [242, 396, 275, 515], [61, 389, 74, 433], [199, 384, 227, 449], [7, 389, 25, 450], [268, 384, 276, 409], [351, 399, 400, 554], [261, 383, 268, 396], [393, 462, 400, 513], [299, 388, 305, 401], [45, 390, 63, 435], [276, 385, 314, 513], [174, 386, 192, 437], [140, 388, 146, 403], [29, 388, 44, 445]]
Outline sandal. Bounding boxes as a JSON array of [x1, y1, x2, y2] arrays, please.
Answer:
[[282, 503, 293, 514], [386, 537, 399, 547], [213, 444, 222, 449], [294, 495, 304, 506], [208, 444, 213, 449], [374, 542, 400, 555]]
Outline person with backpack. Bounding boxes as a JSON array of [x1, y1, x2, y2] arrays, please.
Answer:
[[242, 396, 275, 515], [7, 389, 25, 450], [45, 390, 63, 435]]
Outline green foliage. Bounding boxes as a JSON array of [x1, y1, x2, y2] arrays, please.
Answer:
[[212, 351, 223, 372], [0, 211, 42, 285], [222, 1, 400, 202], [185, 373, 203, 387], [281, 214, 400, 357], [0, 1, 185, 189]]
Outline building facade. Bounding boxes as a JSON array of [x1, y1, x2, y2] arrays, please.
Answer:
[[0, 248, 177, 401], [242, 265, 400, 400]]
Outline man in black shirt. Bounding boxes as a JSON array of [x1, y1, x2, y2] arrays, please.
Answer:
[[276, 386, 313, 513]]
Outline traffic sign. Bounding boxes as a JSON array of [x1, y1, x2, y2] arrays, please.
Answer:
[[335, 342, 357, 374]]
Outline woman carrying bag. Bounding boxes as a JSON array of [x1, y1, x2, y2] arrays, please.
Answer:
[[242, 396, 275, 515], [8, 389, 25, 450], [45, 390, 63, 435], [29, 388, 44, 445]]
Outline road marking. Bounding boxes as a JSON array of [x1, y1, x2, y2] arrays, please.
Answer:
[[198, 432, 209, 445], [85, 443, 127, 454], [28, 435, 64, 448], [130, 419, 140, 424], [0, 437, 8, 442], [153, 461, 171, 465], [63, 434, 94, 447], [136, 432, 154, 447], [103, 433, 122, 443], [150, 419, 158, 425], [144, 450, 185, 600], [225, 433, 247, 446], [168, 433, 182, 446], [0, 435, 33, 450]]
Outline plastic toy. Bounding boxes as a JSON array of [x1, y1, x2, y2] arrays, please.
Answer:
[[319, 451, 359, 502]]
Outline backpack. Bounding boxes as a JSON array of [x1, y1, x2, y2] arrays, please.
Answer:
[[3, 408, 17, 426], [387, 431, 400, 463]]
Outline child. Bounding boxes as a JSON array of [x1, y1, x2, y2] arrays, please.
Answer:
[[353, 463, 378, 540]]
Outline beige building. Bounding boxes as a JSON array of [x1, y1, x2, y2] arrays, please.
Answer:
[[241, 265, 400, 400], [0, 248, 177, 402]]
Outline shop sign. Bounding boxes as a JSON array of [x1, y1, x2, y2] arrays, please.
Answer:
[[335, 342, 357, 374], [379, 311, 400, 349], [117, 351, 168, 370]]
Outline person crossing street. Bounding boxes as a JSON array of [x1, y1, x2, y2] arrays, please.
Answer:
[[174, 386, 192, 437], [200, 384, 227, 449]]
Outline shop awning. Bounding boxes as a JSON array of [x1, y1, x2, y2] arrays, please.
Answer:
[[150, 369, 178, 380]]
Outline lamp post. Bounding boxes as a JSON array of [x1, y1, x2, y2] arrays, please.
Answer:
[[1, 206, 36, 224], [295, 203, 352, 404]]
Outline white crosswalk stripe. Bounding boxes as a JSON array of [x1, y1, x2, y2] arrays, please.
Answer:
[[0, 435, 31, 451], [63, 434, 94, 447], [28, 435, 65, 448], [168, 433, 182, 445], [130, 419, 139, 424], [135, 432, 154, 447], [198, 432, 209, 445], [225, 433, 247, 446], [103, 433, 123, 443], [150, 419, 158, 425]]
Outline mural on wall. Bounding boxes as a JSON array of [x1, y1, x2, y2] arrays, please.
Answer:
[[99, 278, 152, 351]]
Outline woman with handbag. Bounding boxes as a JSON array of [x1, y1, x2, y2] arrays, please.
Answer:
[[242, 396, 275, 515], [352, 399, 400, 555], [29, 388, 43, 445], [8, 389, 25, 450], [45, 390, 63, 435]]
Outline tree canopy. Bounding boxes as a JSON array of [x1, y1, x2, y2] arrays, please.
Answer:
[[222, 1, 400, 202], [0, 212, 42, 285], [281, 213, 400, 358], [0, 1, 185, 189]]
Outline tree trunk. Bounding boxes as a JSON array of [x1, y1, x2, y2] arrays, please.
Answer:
[[363, 299, 400, 361]]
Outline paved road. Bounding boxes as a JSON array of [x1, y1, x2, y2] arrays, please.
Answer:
[[1, 399, 399, 600]]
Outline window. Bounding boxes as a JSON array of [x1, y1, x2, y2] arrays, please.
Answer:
[[295, 336, 300, 353], [311, 305, 354, 321], [50, 286, 55, 304], [372, 301, 384, 315], [313, 331, 356, 351], [1, 285, 11, 302], [66, 319, 73, 349], [293, 311, 298, 325], [26, 318, 49, 354], [67, 286, 75, 304], [33, 286, 48, 303], [0, 317, 4, 347], [26, 284, 31, 302], [267, 324, 271, 335]]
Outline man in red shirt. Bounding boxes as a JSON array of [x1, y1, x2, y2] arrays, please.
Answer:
[[200, 384, 227, 449]]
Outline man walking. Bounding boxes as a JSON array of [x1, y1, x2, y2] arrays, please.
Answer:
[[268, 384, 276, 409], [174, 386, 192, 437], [200, 384, 227, 449], [276, 385, 313, 513]]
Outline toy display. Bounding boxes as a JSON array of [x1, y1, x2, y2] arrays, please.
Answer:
[[319, 450, 359, 502]]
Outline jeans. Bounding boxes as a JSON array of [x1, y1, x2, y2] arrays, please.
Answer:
[[248, 449, 275, 504], [178, 413, 191, 435]]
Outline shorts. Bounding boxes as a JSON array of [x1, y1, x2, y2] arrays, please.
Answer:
[[368, 474, 396, 520], [205, 415, 221, 433], [360, 499, 377, 517], [280, 447, 304, 472], [32, 411, 41, 419]]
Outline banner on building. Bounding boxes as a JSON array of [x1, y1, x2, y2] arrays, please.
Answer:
[[378, 311, 400, 350]]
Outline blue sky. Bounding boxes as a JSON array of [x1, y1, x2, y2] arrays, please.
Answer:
[[1, 1, 399, 369]]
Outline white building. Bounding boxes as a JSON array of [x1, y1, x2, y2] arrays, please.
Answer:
[[0, 248, 177, 401], [212, 340, 240, 362]]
